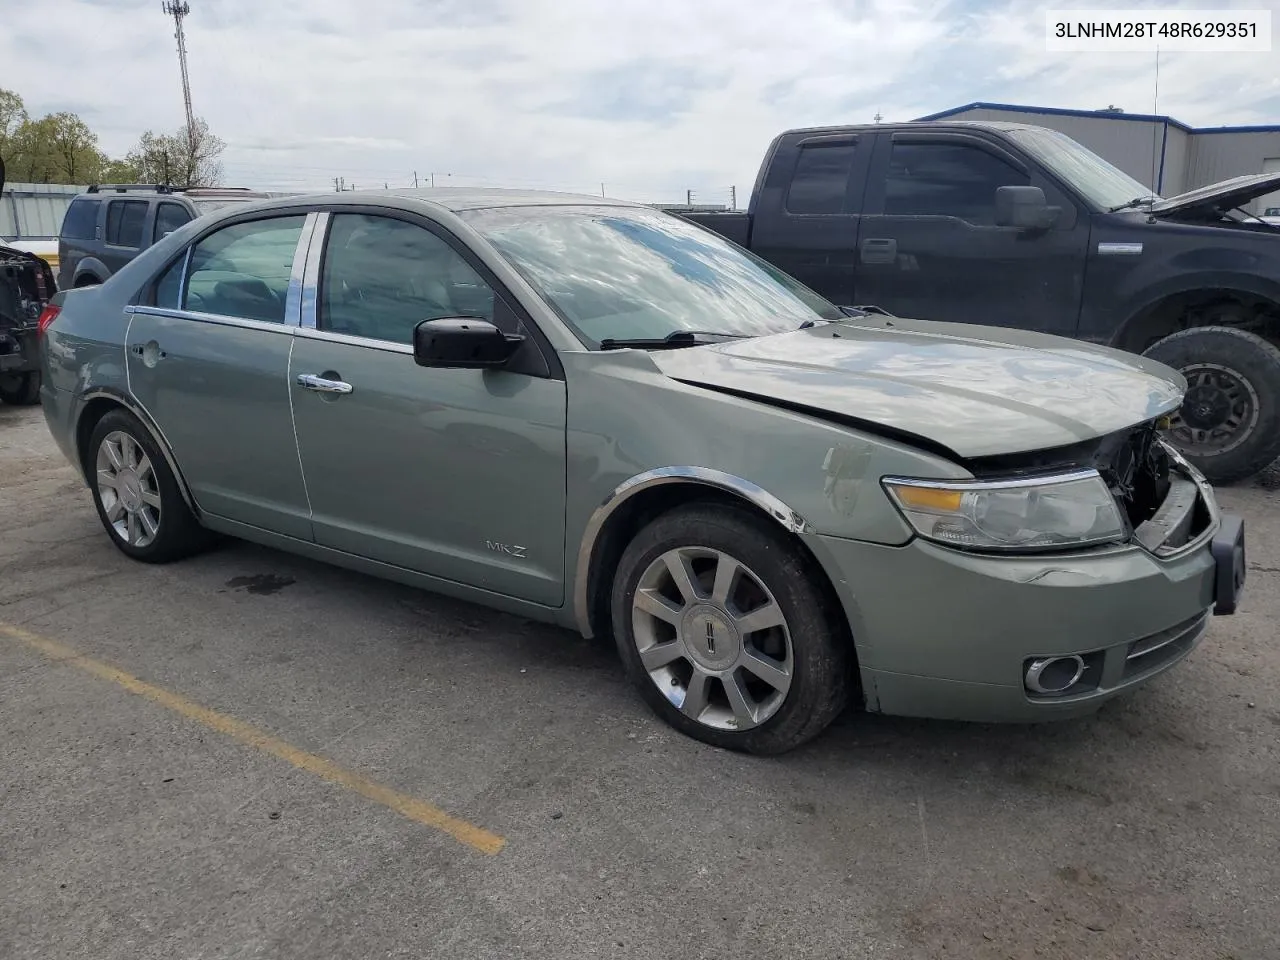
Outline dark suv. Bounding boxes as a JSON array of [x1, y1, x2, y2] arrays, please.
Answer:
[[57, 185, 271, 289]]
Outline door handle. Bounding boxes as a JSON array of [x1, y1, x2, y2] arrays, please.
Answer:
[[859, 238, 897, 264], [296, 373, 353, 395]]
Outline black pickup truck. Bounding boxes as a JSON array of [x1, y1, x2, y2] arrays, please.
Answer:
[[678, 121, 1280, 484]]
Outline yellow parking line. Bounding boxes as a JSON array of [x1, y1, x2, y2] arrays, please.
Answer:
[[0, 621, 505, 856]]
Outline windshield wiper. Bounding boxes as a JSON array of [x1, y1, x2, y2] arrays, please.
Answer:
[[1108, 195, 1159, 213], [598, 330, 747, 350]]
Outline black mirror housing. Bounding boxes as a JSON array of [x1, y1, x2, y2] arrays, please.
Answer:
[[994, 185, 1060, 231], [413, 317, 524, 369]]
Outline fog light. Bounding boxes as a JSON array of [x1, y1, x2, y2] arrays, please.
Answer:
[[1025, 655, 1086, 694]]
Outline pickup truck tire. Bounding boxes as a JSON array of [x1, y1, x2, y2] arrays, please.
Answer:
[[1143, 325, 1280, 484], [0, 371, 40, 406], [87, 408, 210, 563], [610, 501, 850, 755]]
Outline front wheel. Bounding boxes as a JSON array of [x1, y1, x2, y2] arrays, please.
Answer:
[[1143, 326, 1280, 485], [0, 371, 41, 406], [610, 502, 851, 754]]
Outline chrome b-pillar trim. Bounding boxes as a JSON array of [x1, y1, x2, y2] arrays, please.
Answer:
[[572, 466, 810, 638]]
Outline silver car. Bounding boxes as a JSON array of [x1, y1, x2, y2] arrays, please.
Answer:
[[36, 189, 1247, 753]]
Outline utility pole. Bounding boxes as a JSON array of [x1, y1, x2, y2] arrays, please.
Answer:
[[600, 182, 605, 198], [162, 2, 197, 144], [413, 171, 419, 188], [686, 188, 693, 206], [730, 185, 736, 210], [873, 110, 883, 123]]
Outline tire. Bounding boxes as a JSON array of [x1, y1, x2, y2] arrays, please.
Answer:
[[0, 371, 40, 406], [86, 408, 209, 563], [1142, 326, 1280, 485], [610, 501, 851, 755]]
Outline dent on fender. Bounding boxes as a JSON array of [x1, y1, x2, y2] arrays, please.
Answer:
[[572, 466, 810, 638]]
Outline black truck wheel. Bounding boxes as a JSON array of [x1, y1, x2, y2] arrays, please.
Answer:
[[1143, 325, 1280, 484], [0, 371, 41, 406]]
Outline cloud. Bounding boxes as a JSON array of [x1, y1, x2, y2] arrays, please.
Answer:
[[1, 0, 1275, 202]]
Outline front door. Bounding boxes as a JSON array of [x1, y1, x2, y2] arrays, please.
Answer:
[[853, 132, 1089, 336], [289, 211, 567, 606], [126, 212, 314, 539]]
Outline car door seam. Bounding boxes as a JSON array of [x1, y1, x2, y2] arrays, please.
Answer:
[[286, 336, 316, 527]]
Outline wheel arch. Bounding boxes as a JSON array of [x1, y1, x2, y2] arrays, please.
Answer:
[[573, 467, 831, 641], [1111, 280, 1280, 354], [74, 389, 200, 516]]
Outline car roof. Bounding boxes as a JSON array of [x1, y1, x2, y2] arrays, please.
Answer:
[[222, 186, 644, 216]]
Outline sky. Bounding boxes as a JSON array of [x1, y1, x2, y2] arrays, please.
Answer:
[[3, 0, 1278, 205]]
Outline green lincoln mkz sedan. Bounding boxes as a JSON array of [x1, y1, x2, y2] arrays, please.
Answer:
[[36, 188, 1247, 753]]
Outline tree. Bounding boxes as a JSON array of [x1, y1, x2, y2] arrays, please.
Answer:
[[127, 117, 224, 188], [0, 88, 27, 161]]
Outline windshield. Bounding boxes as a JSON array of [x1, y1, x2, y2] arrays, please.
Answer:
[[462, 205, 842, 346], [1006, 126, 1160, 211]]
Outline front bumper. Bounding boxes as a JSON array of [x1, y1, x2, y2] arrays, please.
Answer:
[[806, 461, 1245, 723]]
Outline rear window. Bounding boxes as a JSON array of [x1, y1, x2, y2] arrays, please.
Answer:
[[787, 142, 858, 214], [106, 200, 148, 248], [60, 198, 98, 240]]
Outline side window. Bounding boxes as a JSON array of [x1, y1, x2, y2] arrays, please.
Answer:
[[106, 200, 148, 248], [184, 216, 306, 324], [320, 213, 497, 345], [60, 197, 98, 240], [883, 142, 1029, 225], [154, 202, 193, 243], [786, 142, 858, 214]]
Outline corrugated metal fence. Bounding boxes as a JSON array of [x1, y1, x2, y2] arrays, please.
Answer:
[[1, 182, 86, 240]]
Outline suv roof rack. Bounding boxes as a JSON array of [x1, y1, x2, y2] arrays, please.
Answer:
[[85, 183, 178, 194]]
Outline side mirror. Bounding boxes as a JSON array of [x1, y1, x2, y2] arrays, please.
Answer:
[[994, 185, 1060, 231], [412, 317, 524, 369]]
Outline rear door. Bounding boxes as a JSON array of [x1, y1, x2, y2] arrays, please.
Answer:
[[852, 131, 1090, 336], [126, 211, 316, 539], [749, 132, 872, 306], [102, 198, 150, 276]]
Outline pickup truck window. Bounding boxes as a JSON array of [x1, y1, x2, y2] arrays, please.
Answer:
[[1005, 126, 1157, 211], [883, 143, 1028, 225], [788, 142, 858, 214], [465, 205, 842, 346]]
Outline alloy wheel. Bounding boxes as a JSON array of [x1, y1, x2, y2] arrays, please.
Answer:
[[1169, 363, 1261, 457], [96, 430, 163, 548], [631, 546, 794, 731]]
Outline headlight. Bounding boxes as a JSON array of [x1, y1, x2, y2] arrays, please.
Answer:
[[882, 470, 1126, 552]]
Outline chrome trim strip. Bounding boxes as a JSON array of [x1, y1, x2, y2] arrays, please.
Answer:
[[300, 211, 329, 329], [293, 325, 413, 355], [77, 388, 200, 516], [284, 212, 319, 327], [1097, 242, 1143, 256], [176, 243, 193, 309], [1126, 611, 1207, 662], [130, 305, 297, 336], [572, 466, 810, 638], [881, 468, 1102, 491]]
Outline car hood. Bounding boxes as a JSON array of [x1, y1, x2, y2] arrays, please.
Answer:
[[1148, 171, 1280, 218], [648, 317, 1185, 459]]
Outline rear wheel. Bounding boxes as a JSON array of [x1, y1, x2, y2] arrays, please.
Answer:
[[0, 371, 40, 406], [1143, 325, 1280, 484], [611, 502, 851, 754], [87, 408, 209, 563]]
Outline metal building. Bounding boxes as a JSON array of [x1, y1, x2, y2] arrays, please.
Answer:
[[915, 102, 1280, 215]]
